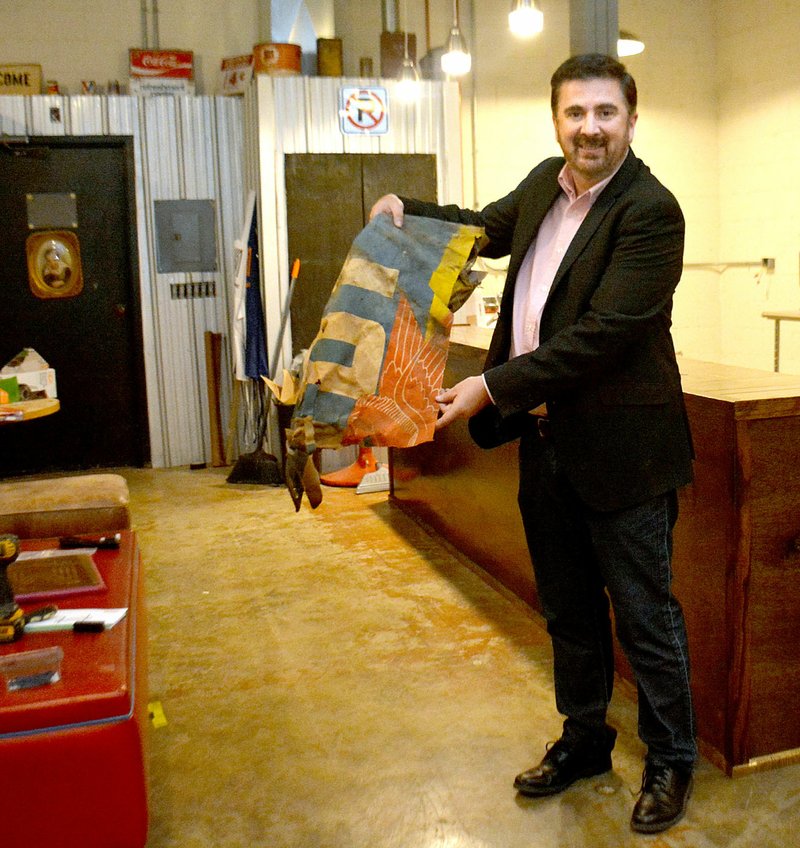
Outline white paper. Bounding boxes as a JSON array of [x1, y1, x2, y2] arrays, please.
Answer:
[[25, 608, 128, 632], [17, 547, 97, 560]]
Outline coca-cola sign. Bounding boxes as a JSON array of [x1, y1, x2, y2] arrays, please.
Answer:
[[129, 49, 194, 79]]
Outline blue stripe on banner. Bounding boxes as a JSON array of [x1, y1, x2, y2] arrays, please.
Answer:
[[324, 286, 400, 362], [296, 384, 356, 428], [352, 214, 453, 332], [309, 338, 356, 368], [313, 391, 356, 428], [295, 383, 319, 418]]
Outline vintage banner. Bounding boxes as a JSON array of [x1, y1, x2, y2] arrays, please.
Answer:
[[284, 213, 485, 506]]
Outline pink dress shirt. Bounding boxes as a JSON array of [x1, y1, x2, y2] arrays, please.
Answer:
[[510, 161, 622, 358]]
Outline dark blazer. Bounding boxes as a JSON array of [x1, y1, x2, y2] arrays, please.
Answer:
[[401, 150, 694, 512]]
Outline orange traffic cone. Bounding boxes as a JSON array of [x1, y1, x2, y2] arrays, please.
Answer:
[[319, 445, 378, 487]]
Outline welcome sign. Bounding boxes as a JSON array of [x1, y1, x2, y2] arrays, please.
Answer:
[[0, 64, 42, 95]]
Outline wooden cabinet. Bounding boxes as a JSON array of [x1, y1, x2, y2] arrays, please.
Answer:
[[674, 361, 800, 775], [391, 337, 800, 776]]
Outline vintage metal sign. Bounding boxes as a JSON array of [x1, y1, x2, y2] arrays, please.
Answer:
[[0, 64, 42, 95]]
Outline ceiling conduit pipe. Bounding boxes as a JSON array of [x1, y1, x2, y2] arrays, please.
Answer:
[[381, 0, 400, 32], [140, 0, 149, 48], [468, 0, 478, 209], [152, 0, 160, 49]]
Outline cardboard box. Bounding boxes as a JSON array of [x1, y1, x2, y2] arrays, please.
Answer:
[[14, 368, 57, 399], [0, 64, 42, 95], [1, 349, 57, 399]]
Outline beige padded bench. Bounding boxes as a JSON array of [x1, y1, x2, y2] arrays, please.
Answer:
[[0, 473, 130, 539]]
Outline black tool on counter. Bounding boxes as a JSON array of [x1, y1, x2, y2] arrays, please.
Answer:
[[58, 533, 121, 550], [0, 534, 25, 643]]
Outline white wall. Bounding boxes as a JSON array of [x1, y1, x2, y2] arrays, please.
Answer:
[[4, 0, 800, 372], [0, 0, 261, 95], [715, 0, 800, 373]]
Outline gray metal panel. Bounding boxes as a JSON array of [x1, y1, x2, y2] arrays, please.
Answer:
[[155, 199, 218, 272], [26, 192, 79, 230]]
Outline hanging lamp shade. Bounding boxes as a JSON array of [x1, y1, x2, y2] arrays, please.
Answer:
[[441, 25, 471, 76], [396, 55, 421, 100], [441, 0, 471, 77], [396, 0, 420, 100], [617, 30, 645, 57], [508, 0, 544, 39]]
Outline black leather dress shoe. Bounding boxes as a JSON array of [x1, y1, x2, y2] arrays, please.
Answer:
[[630, 764, 693, 833], [513, 729, 616, 797]]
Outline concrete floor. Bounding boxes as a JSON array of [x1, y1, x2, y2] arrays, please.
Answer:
[[125, 467, 799, 848]]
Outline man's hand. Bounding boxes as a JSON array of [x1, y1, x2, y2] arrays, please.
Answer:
[[435, 376, 491, 430], [369, 193, 404, 227]]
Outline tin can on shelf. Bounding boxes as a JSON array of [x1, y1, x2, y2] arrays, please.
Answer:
[[253, 43, 302, 76]]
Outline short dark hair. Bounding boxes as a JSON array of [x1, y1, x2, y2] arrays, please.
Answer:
[[550, 53, 637, 115]]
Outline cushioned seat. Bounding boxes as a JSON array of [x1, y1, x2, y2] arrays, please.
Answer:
[[0, 473, 130, 539]]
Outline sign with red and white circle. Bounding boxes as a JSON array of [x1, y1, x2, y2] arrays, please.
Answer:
[[339, 86, 389, 135]]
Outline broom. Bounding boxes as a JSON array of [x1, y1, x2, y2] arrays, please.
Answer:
[[227, 259, 300, 484]]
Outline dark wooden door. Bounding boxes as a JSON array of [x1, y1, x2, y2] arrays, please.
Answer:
[[0, 137, 148, 476], [284, 153, 437, 356]]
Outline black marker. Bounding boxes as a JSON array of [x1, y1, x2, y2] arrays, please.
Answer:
[[73, 621, 105, 633], [59, 534, 121, 550]]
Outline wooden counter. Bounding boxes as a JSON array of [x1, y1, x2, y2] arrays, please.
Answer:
[[390, 332, 800, 776]]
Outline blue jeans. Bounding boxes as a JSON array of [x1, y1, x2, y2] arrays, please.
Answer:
[[518, 430, 697, 769]]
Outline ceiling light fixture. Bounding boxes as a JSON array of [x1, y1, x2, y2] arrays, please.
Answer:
[[617, 30, 645, 57], [441, 0, 471, 77], [508, 0, 544, 39], [396, 0, 421, 100], [397, 54, 421, 100]]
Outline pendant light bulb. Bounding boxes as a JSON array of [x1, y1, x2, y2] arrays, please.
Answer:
[[508, 0, 544, 39]]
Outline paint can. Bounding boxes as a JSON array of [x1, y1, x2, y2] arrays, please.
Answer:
[[252, 43, 302, 76]]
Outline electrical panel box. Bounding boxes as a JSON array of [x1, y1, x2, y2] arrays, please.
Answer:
[[154, 199, 217, 273]]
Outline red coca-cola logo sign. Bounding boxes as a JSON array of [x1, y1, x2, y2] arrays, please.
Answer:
[[130, 50, 193, 78]]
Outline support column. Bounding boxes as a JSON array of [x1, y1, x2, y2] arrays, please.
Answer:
[[569, 0, 618, 56]]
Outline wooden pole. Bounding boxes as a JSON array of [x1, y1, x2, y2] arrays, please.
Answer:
[[204, 331, 226, 467]]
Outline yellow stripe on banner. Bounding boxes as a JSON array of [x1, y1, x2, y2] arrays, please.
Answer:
[[426, 225, 483, 339]]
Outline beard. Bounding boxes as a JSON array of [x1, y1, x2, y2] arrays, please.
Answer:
[[569, 136, 612, 173], [558, 130, 630, 187]]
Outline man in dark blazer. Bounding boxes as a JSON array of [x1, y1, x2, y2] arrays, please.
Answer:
[[371, 54, 696, 834]]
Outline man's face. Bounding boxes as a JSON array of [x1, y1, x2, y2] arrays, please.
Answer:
[[553, 77, 637, 192]]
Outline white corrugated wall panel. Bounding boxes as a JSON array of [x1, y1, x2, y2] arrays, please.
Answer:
[[213, 96, 247, 457], [2, 94, 246, 468], [28, 96, 68, 135], [0, 96, 28, 135], [69, 96, 106, 134]]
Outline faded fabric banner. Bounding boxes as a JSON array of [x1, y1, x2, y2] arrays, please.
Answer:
[[288, 213, 486, 454]]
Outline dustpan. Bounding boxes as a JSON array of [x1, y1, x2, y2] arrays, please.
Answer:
[[228, 259, 300, 485]]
